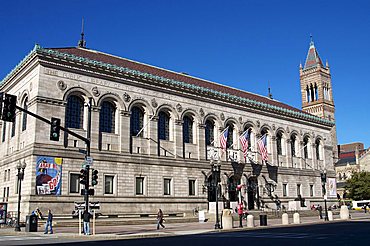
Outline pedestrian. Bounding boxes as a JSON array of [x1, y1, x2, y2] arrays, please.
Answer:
[[237, 203, 243, 228], [318, 204, 323, 219], [83, 210, 91, 235], [156, 209, 165, 230], [33, 207, 43, 220], [44, 209, 53, 234]]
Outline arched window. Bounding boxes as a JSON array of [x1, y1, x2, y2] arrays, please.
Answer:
[[276, 131, 283, 155], [315, 139, 321, 160], [291, 135, 296, 157], [22, 97, 28, 131], [99, 101, 116, 133], [310, 84, 314, 102], [158, 111, 170, 140], [11, 120, 16, 138], [314, 84, 318, 101], [306, 85, 310, 102], [226, 123, 234, 149], [130, 106, 144, 137], [205, 119, 215, 146], [1, 123, 6, 142], [183, 115, 193, 144], [303, 136, 309, 159], [65, 95, 84, 129]]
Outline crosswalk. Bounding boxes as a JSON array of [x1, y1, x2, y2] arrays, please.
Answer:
[[0, 235, 57, 241], [197, 231, 330, 240]]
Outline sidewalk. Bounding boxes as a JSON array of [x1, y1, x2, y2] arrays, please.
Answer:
[[1, 211, 370, 240]]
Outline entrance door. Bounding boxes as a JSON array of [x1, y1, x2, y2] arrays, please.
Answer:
[[247, 176, 258, 210]]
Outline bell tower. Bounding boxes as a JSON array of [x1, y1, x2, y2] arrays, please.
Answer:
[[300, 37, 335, 122]]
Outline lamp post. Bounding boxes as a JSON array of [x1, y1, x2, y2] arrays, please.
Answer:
[[320, 170, 329, 221], [15, 160, 27, 232], [211, 160, 221, 229]]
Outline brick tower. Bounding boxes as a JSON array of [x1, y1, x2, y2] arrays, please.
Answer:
[[300, 37, 338, 160], [300, 37, 335, 121]]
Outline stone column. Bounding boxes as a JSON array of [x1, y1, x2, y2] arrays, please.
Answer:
[[90, 106, 100, 151], [286, 139, 292, 168], [256, 133, 262, 164], [174, 119, 183, 158], [299, 141, 305, 169], [311, 143, 317, 170], [198, 124, 206, 160], [271, 136, 277, 166], [120, 110, 130, 153]]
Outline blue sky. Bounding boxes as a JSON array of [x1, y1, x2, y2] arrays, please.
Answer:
[[1, 0, 369, 148]]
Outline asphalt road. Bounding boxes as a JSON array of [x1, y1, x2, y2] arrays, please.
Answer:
[[1, 220, 369, 246]]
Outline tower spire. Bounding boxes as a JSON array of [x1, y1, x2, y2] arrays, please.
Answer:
[[304, 34, 323, 69], [78, 18, 86, 48]]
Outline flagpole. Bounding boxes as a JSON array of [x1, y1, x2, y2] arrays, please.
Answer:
[[136, 114, 156, 137]]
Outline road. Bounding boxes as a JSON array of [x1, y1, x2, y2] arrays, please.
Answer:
[[1, 220, 369, 246]]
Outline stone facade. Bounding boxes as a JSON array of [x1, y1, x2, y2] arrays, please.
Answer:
[[0, 43, 337, 220]]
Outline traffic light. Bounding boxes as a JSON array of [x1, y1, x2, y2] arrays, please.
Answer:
[[50, 117, 61, 141], [79, 168, 88, 186], [91, 169, 98, 186], [1, 94, 17, 122]]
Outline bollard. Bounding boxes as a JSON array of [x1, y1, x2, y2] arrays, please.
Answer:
[[328, 211, 333, 221], [221, 209, 233, 229], [282, 213, 289, 225], [247, 215, 255, 228], [340, 205, 350, 220], [293, 212, 300, 224]]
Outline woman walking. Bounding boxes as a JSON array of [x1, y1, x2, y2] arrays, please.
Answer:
[[156, 209, 165, 230]]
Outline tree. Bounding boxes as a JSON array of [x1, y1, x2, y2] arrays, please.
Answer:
[[345, 171, 370, 200]]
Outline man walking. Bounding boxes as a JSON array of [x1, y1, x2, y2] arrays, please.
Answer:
[[83, 210, 91, 235], [44, 209, 53, 234]]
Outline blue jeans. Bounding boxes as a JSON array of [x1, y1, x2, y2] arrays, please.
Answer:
[[44, 221, 53, 233], [83, 222, 90, 235]]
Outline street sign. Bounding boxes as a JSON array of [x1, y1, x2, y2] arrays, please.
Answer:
[[85, 156, 93, 166]]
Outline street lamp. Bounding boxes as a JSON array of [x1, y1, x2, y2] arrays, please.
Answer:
[[211, 160, 221, 229], [15, 160, 27, 231], [320, 170, 329, 221]]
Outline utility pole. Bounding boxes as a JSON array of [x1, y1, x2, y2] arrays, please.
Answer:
[[84, 97, 92, 214]]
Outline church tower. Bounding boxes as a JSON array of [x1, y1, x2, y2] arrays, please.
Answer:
[[300, 37, 335, 122]]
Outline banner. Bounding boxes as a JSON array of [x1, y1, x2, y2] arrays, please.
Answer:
[[0, 203, 7, 224], [35, 156, 63, 195], [328, 177, 337, 197]]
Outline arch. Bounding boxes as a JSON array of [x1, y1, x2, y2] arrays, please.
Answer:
[[156, 104, 179, 120], [62, 87, 94, 104], [97, 92, 125, 111], [181, 109, 200, 123], [203, 113, 221, 126], [128, 98, 154, 116]]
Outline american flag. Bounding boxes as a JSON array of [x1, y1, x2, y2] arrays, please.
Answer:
[[239, 130, 250, 158], [219, 127, 229, 151], [257, 134, 268, 161]]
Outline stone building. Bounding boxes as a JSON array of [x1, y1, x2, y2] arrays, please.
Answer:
[[0, 39, 337, 219], [335, 143, 370, 197]]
